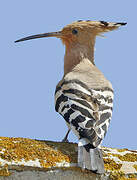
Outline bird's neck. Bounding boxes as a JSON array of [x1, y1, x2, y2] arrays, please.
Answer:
[[64, 42, 95, 75]]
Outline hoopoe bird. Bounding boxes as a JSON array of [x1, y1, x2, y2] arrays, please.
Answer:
[[15, 20, 126, 174]]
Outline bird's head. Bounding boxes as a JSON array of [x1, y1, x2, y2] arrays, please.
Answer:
[[15, 20, 126, 47], [15, 20, 126, 72], [60, 20, 126, 49]]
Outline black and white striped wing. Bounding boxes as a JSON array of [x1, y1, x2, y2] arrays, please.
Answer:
[[55, 79, 113, 147]]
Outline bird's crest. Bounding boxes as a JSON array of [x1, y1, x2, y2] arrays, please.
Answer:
[[62, 20, 127, 35]]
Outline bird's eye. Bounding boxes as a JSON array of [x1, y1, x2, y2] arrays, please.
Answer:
[[72, 29, 78, 35]]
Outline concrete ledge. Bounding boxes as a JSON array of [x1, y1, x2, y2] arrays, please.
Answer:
[[0, 137, 137, 179]]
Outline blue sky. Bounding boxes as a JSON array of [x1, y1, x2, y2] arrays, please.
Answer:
[[0, 1, 136, 150]]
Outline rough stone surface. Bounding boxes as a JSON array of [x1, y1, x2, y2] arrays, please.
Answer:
[[0, 168, 109, 180], [0, 137, 136, 180]]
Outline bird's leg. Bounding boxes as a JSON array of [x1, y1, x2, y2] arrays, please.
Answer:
[[62, 129, 71, 142]]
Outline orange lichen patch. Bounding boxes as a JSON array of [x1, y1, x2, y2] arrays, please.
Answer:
[[133, 165, 137, 171], [109, 171, 137, 180], [104, 158, 122, 171], [0, 164, 11, 176], [119, 153, 137, 162], [110, 175, 137, 180], [117, 149, 129, 153], [109, 153, 137, 162], [127, 174, 137, 179], [0, 137, 70, 168], [118, 176, 137, 180]]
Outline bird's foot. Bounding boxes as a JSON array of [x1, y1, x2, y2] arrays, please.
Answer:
[[62, 138, 69, 142], [61, 129, 70, 142]]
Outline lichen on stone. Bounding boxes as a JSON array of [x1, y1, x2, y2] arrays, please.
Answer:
[[104, 158, 122, 171], [117, 149, 128, 153], [0, 137, 70, 168], [0, 137, 137, 178], [133, 165, 137, 171], [0, 164, 11, 176], [109, 171, 137, 180], [110, 153, 137, 162]]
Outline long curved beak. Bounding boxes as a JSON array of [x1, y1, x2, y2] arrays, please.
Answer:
[[15, 31, 62, 43]]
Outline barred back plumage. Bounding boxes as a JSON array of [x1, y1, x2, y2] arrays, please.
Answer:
[[55, 58, 114, 173], [55, 78, 113, 142]]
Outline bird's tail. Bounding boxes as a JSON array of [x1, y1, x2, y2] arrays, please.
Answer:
[[78, 139, 105, 174]]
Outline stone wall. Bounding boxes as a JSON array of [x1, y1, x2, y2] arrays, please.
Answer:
[[0, 137, 136, 180]]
